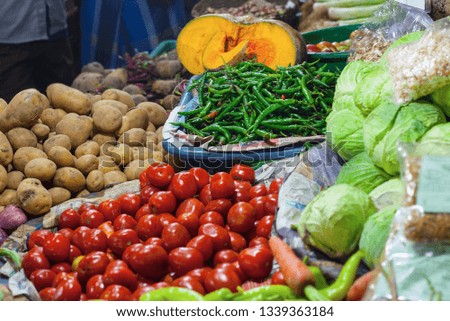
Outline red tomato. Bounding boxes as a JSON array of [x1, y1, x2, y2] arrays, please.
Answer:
[[70, 226, 89, 249], [57, 228, 73, 241], [98, 199, 122, 222], [139, 185, 160, 204], [76, 251, 110, 283], [232, 261, 248, 283], [238, 247, 273, 279], [85, 274, 106, 299], [131, 285, 155, 301], [213, 249, 239, 266], [68, 245, 82, 263], [43, 233, 71, 263], [227, 202, 256, 234], [51, 262, 72, 274], [139, 170, 151, 189], [188, 168, 210, 191], [248, 236, 270, 249], [149, 191, 177, 214], [228, 231, 247, 252], [256, 215, 274, 238], [30, 269, 56, 291], [145, 163, 175, 187], [306, 44, 322, 53], [135, 203, 152, 221], [27, 230, 53, 249], [108, 229, 140, 257], [158, 213, 178, 227], [128, 244, 168, 280], [204, 267, 241, 293], [103, 266, 138, 291], [168, 172, 197, 201], [98, 221, 114, 238], [135, 214, 163, 241], [152, 281, 170, 289], [172, 275, 205, 295], [210, 172, 235, 199], [168, 247, 204, 277], [234, 180, 252, 192], [77, 202, 97, 214], [79, 209, 105, 228], [244, 221, 258, 243], [204, 199, 232, 217], [117, 193, 141, 216], [113, 214, 137, 230], [264, 194, 278, 216], [249, 184, 267, 198], [122, 243, 144, 264], [81, 228, 108, 254], [161, 222, 191, 252], [230, 164, 255, 183], [52, 271, 78, 287], [144, 237, 163, 247], [198, 184, 212, 206], [231, 189, 251, 203], [105, 260, 128, 271], [271, 270, 286, 285], [54, 278, 82, 301], [186, 235, 214, 262], [269, 178, 283, 194], [199, 211, 224, 226], [249, 196, 267, 220], [175, 198, 205, 218], [198, 223, 230, 252], [177, 212, 200, 237], [186, 267, 213, 285], [39, 287, 56, 301], [58, 209, 80, 230], [100, 284, 132, 301]]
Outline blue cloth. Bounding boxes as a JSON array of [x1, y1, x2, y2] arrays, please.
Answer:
[[0, 0, 67, 44], [81, 0, 196, 68]]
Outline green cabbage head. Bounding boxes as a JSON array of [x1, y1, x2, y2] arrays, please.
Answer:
[[297, 184, 377, 258], [369, 178, 404, 210], [430, 84, 450, 117], [364, 101, 446, 175], [334, 60, 373, 99], [336, 152, 392, 194], [359, 205, 397, 268]]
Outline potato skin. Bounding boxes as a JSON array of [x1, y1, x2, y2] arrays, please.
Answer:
[[7, 128, 38, 151], [46, 83, 91, 115], [86, 170, 104, 192], [47, 146, 75, 168], [101, 88, 135, 108], [75, 155, 99, 175], [6, 171, 25, 190], [92, 105, 123, 133], [24, 158, 57, 181], [17, 178, 52, 215], [40, 108, 67, 132], [43, 134, 72, 154], [48, 187, 71, 206], [124, 159, 154, 180], [31, 123, 51, 141], [97, 155, 120, 173], [92, 100, 128, 115], [0, 189, 18, 206], [118, 128, 146, 147], [101, 68, 128, 90], [0, 165, 7, 194], [137, 102, 168, 127], [53, 167, 86, 193], [55, 113, 93, 148], [92, 133, 116, 147], [115, 109, 148, 136], [0, 132, 13, 167], [75, 141, 100, 158], [71, 72, 104, 93], [13, 147, 48, 172], [103, 171, 128, 187]]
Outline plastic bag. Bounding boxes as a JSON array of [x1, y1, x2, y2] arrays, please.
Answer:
[[386, 17, 450, 104], [348, 0, 433, 62]]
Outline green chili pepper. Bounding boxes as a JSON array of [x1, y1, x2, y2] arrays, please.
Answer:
[[178, 107, 204, 117], [250, 103, 285, 132], [300, 77, 314, 104], [171, 122, 205, 137], [198, 71, 208, 106], [233, 285, 298, 301], [304, 285, 331, 301], [139, 287, 204, 301], [0, 248, 22, 271], [203, 288, 236, 301], [308, 266, 329, 290], [252, 86, 271, 108], [254, 129, 277, 140], [222, 125, 247, 135], [202, 124, 231, 143], [215, 94, 244, 121]]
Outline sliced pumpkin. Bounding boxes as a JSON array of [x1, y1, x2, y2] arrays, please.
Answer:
[[202, 31, 249, 70]]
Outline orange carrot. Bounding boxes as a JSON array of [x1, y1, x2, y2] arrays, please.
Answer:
[[268, 235, 315, 296], [346, 270, 375, 301]]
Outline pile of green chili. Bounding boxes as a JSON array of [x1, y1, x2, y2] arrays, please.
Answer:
[[172, 60, 339, 146]]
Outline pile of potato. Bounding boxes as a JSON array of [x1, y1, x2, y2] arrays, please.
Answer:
[[0, 84, 169, 216]]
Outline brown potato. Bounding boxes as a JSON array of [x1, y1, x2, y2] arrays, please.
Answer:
[[47, 146, 75, 168], [31, 123, 51, 141], [75, 141, 100, 158], [115, 109, 148, 136], [0, 165, 7, 194], [53, 167, 86, 193], [39, 108, 67, 132], [161, 94, 181, 111], [13, 147, 48, 172], [76, 189, 91, 198], [7, 128, 38, 151], [46, 83, 91, 115], [48, 187, 71, 206], [101, 88, 135, 108], [87, 94, 102, 106], [24, 158, 57, 181], [0, 132, 13, 167], [17, 178, 52, 215], [75, 155, 99, 175], [131, 94, 148, 105], [152, 151, 164, 163], [6, 171, 25, 190], [92, 105, 123, 133], [92, 133, 116, 147], [137, 102, 168, 127], [0, 189, 18, 206], [122, 84, 144, 95], [146, 132, 159, 146], [82, 61, 105, 74], [43, 134, 72, 154], [146, 122, 156, 133], [86, 170, 104, 192], [97, 155, 120, 173], [131, 146, 154, 161], [124, 159, 154, 180], [0, 98, 7, 113], [156, 126, 164, 144], [103, 171, 128, 187], [107, 143, 133, 166], [101, 68, 128, 90], [71, 72, 104, 93], [36, 143, 44, 151], [92, 100, 128, 115], [55, 113, 93, 148], [118, 128, 146, 147]]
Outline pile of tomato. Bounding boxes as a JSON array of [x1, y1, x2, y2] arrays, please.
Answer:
[[22, 163, 284, 301]]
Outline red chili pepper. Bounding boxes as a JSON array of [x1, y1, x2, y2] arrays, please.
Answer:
[[281, 94, 286, 100], [203, 110, 219, 120]]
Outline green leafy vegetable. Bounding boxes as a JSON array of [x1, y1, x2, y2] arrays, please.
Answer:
[[430, 84, 450, 117], [369, 178, 404, 210]]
